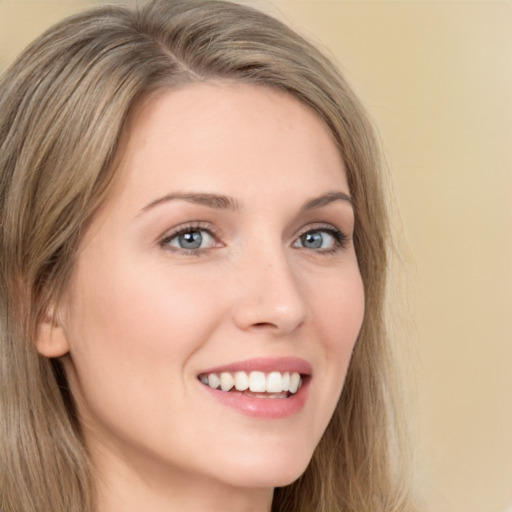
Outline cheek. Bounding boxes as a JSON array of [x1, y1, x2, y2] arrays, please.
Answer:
[[311, 264, 365, 353], [61, 257, 228, 414], [59, 259, 238, 472], [305, 265, 365, 428]]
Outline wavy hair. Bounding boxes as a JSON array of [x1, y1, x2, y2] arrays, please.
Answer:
[[0, 1, 417, 511]]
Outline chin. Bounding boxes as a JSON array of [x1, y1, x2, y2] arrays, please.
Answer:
[[214, 446, 313, 489], [222, 468, 308, 490]]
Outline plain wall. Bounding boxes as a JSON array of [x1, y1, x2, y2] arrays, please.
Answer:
[[1, 1, 511, 511]]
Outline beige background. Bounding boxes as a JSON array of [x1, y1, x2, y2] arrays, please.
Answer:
[[1, 1, 511, 511]]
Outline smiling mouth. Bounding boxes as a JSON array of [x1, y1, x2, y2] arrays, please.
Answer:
[[198, 370, 303, 398]]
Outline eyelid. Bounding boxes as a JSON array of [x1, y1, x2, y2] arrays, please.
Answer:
[[158, 221, 223, 252], [157, 221, 349, 255], [293, 223, 349, 251]]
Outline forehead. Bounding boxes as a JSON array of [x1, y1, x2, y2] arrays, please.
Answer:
[[109, 81, 348, 208]]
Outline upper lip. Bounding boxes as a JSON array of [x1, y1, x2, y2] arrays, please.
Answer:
[[198, 357, 312, 376]]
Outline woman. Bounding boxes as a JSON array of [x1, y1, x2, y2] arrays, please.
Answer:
[[0, 1, 417, 511]]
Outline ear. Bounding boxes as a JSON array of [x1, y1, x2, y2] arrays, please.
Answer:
[[36, 305, 70, 358]]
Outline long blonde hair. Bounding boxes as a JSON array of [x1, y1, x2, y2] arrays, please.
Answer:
[[0, 1, 417, 511]]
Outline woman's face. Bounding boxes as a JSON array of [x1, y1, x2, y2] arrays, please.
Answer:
[[52, 82, 364, 492]]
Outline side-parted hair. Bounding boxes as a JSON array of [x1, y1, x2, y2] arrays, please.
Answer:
[[0, 1, 417, 511]]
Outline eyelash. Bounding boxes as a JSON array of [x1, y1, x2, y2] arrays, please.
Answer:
[[294, 224, 349, 254], [159, 222, 220, 255], [158, 222, 349, 255]]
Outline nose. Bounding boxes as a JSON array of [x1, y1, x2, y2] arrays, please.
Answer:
[[232, 245, 307, 336]]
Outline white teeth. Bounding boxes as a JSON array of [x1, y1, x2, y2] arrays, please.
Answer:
[[201, 370, 303, 395], [266, 371, 282, 393], [220, 372, 234, 392], [234, 371, 249, 391], [208, 373, 220, 389], [249, 371, 266, 392], [281, 372, 290, 392], [289, 372, 301, 394]]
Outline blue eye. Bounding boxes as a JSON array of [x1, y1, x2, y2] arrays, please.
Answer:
[[293, 228, 346, 251], [300, 231, 326, 249], [162, 228, 216, 251]]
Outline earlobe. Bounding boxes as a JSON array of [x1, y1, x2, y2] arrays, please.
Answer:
[[36, 306, 70, 358]]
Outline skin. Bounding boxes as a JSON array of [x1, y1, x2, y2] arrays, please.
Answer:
[[38, 82, 365, 512]]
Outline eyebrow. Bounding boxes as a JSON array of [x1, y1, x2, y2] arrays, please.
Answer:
[[140, 192, 242, 213], [140, 190, 352, 215], [300, 191, 353, 211]]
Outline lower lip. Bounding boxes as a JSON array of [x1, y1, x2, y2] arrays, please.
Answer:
[[200, 379, 310, 419]]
